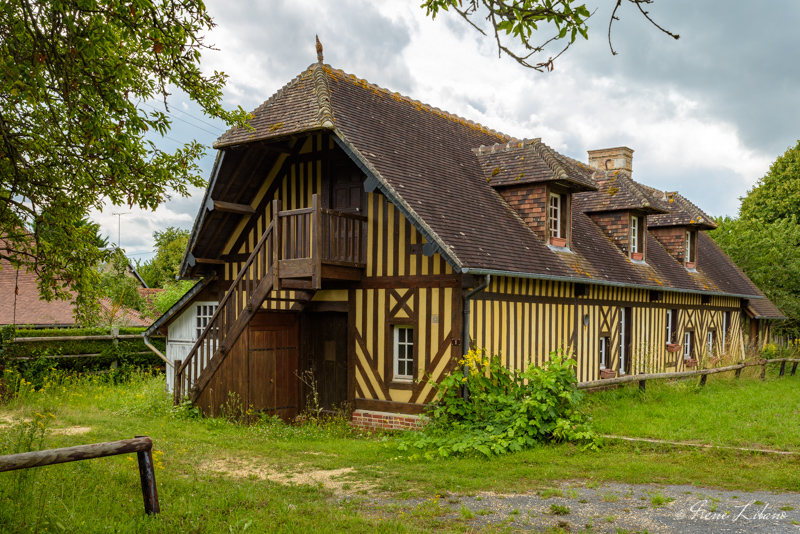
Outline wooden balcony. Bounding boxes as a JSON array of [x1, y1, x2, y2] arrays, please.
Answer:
[[274, 194, 367, 289]]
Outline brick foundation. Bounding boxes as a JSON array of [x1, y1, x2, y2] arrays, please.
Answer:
[[350, 409, 427, 431]]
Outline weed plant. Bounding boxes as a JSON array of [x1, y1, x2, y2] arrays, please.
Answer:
[[399, 349, 598, 458]]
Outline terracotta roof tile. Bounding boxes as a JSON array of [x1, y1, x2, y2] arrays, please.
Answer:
[[575, 171, 671, 214], [641, 185, 717, 229], [474, 139, 597, 191], [191, 63, 781, 312]]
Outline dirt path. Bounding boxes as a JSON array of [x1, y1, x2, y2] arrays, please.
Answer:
[[364, 480, 800, 533]]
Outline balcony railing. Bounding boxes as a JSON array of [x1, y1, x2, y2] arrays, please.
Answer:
[[275, 194, 367, 289]]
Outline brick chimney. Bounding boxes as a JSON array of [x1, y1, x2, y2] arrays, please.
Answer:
[[588, 147, 634, 173]]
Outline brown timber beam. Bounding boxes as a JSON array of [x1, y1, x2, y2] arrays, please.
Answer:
[[211, 200, 255, 215]]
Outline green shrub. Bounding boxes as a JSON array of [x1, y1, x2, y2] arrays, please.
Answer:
[[3, 327, 165, 386], [399, 349, 599, 458]]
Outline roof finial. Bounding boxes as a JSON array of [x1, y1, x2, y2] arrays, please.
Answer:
[[316, 35, 323, 63]]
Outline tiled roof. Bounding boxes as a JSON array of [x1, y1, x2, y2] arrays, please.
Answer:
[[575, 171, 671, 214], [0, 259, 151, 326], [188, 61, 781, 313], [0, 259, 75, 326], [214, 68, 322, 148], [474, 139, 597, 191], [641, 185, 718, 229], [324, 65, 579, 276]]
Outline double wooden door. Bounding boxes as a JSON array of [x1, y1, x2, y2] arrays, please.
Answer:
[[248, 314, 299, 421]]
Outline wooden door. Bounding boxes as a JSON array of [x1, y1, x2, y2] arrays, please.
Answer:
[[301, 313, 348, 412], [248, 314, 299, 421], [331, 161, 364, 213]]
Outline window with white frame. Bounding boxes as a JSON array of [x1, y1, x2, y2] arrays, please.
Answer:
[[393, 326, 414, 381], [684, 331, 694, 359], [666, 309, 673, 344], [196, 304, 218, 338], [549, 193, 561, 239], [707, 331, 715, 356], [685, 229, 697, 264], [599, 337, 609, 369], [630, 216, 639, 254]]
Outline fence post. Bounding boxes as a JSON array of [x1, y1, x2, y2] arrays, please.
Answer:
[[173, 360, 182, 406], [761, 360, 766, 381], [792, 363, 798, 376], [638, 379, 646, 393], [134, 435, 160, 515], [699, 374, 707, 387], [111, 326, 120, 369], [779, 361, 786, 377], [735, 361, 743, 379]]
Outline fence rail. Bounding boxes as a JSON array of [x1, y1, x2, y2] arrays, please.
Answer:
[[578, 357, 800, 391], [13, 334, 163, 343], [0, 436, 159, 515]]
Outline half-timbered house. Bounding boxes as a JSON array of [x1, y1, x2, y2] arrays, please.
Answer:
[[145, 50, 784, 429]]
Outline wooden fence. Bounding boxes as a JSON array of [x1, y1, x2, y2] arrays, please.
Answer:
[[0, 436, 159, 515], [578, 357, 800, 392], [5, 331, 164, 362]]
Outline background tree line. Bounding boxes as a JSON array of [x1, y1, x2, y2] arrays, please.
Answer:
[[709, 141, 800, 337]]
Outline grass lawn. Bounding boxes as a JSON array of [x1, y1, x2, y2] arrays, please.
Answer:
[[1, 369, 798, 533]]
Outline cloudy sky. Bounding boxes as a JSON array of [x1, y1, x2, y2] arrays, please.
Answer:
[[90, 0, 800, 262]]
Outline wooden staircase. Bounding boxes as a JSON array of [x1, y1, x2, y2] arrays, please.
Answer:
[[173, 195, 367, 405], [173, 205, 278, 405]]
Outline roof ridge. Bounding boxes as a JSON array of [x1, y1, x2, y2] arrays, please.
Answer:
[[312, 63, 335, 128], [638, 182, 716, 227], [531, 139, 569, 182], [214, 65, 315, 148], [472, 138, 533, 155], [322, 64, 511, 142], [673, 192, 716, 227]]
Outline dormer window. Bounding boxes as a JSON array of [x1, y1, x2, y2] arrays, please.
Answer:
[[549, 193, 561, 237], [548, 189, 569, 247], [630, 215, 645, 261], [685, 229, 697, 268]]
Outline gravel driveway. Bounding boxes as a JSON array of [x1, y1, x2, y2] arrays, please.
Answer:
[[377, 480, 800, 533]]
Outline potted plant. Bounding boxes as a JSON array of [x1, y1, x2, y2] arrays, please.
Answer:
[[550, 236, 567, 248], [600, 368, 617, 379], [666, 343, 681, 353], [685, 261, 696, 270], [684, 358, 698, 368], [631, 252, 643, 261]]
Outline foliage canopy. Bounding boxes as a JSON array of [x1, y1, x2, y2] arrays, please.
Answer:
[[136, 226, 190, 288], [0, 0, 247, 321], [422, 0, 678, 71], [739, 141, 800, 223]]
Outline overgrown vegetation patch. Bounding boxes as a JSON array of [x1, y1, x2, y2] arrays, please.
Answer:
[[400, 350, 598, 458]]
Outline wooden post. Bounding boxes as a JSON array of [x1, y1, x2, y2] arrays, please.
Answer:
[[735, 361, 743, 379], [780, 361, 786, 377], [638, 379, 646, 393], [111, 326, 120, 370], [272, 199, 282, 291], [761, 360, 766, 381], [312, 194, 322, 289], [699, 374, 707, 387], [0, 436, 160, 516], [135, 435, 160, 515], [792, 362, 798, 376], [173, 360, 182, 406]]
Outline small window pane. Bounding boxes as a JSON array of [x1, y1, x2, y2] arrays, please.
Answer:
[[394, 326, 414, 381]]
